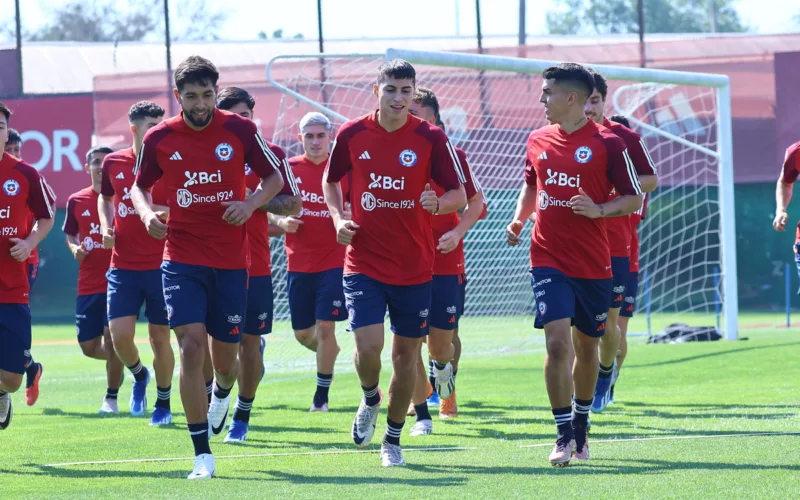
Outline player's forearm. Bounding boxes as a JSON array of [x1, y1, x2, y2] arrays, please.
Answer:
[[436, 186, 467, 215], [98, 196, 115, 232], [131, 185, 155, 221], [65, 235, 80, 253], [599, 194, 643, 217], [260, 194, 302, 216], [26, 217, 54, 248], [323, 182, 346, 225], [777, 181, 793, 214], [639, 174, 658, 193], [267, 213, 287, 235], [513, 184, 538, 223], [452, 194, 485, 238], [250, 173, 286, 213]]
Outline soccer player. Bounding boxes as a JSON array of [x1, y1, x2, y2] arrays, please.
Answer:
[[407, 87, 486, 433], [269, 111, 347, 413], [584, 70, 658, 412], [3, 127, 45, 407], [131, 56, 287, 479], [773, 140, 800, 289], [0, 101, 56, 430], [98, 101, 175, 425], [505, 63, 642, 465], [323, 59, 467, 467], [215, 86, 301, 442], [63, 146, 125, 413]]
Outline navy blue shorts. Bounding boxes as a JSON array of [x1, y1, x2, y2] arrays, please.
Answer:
[[531, 267, 613, 337], [0, 303, 32, 374], [794, 243, 800, 294], [288, 268, 347, 331], [610, 257, 630, 309], [245, 275, 273, 336], [106, 268, 168, 325], [343, 273, 431, 338], [161, 260, 248, 343], [27, 263, 38, 290], [620, 271, 639, 318], [430, 273, 467, 330], [76, 293, 108, 342]]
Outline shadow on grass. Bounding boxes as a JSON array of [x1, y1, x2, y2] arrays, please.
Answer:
[[623, 401, 800, 410], [626, 341, 800, 369], [260, 469, 468, 486]]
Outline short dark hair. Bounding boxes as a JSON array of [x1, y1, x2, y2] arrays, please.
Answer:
[[378, 59, 416, 85], [542, 63, 594, 100], [174, 55, 219, 91], [0, 102, 11, 123], [86, 145, 114, 163], [609, 114, 631, 128], [587, 68, 608, 100], [7, 128, 21, 144], [216, 87, 255, 111], [128, 101, 165, 123], [412, 86, 441, 122]]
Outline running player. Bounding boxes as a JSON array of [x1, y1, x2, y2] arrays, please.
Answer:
[[3, 128, 45, 407], [132, 56, 287, 479], [505, 63, 642, 465], [407, 86, 486, 434], [584, 70, 657, 412], [270, 111, 348, 413], [63, 146, 125, 413], [323, 59, 467, 467], [0, 101, 56, 430], [215, 86, 301, 443], [98, 101, 175, 425]]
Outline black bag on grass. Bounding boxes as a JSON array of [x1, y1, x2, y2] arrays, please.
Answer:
[[647, 323, 722, 344]]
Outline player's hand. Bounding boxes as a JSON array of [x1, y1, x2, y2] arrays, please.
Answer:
[[420, 183, 439, 214], [9, 237, 33, 262], [529, 212, 537, 225], [221, 201, 255, 226], [144, 211, 168, 239], [73, 243, 89, 262], [335, 219, 359, 245], [437, 229, 462, 254], [102, 227, 115, 249], [506, 220, 524, 246], [773, 211, 788, 232], [570, 187, 601, 218], [279, 216, 304, 234], [343, 202, 352, 220]]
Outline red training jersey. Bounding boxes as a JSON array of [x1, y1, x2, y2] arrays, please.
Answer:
[[245, 143, 300, 277], [135, 110, 283, 269], [63, 187, 112, 295], [26, 213, 38, 266], [101, 148, 167, 271], [603, 118, 656, 258], [325, 111, 466, 286], [0, 152, 56, 304], [780, 141, 800, 242], [285, 154, 349, 274], [525, 120, 643, 280], [629, 192, 648, 273], [432, 147, 486, 276]]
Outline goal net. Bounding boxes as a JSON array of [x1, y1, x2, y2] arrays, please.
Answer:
[[263, 49, 738, 372]]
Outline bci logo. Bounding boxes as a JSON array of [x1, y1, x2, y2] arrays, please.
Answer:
[[368, 173, 404, 190], [184, 170, 222, 187]]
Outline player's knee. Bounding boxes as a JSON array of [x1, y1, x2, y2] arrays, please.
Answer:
[[294, 328, 314, 345], [391, 338, 421, 366], [79, 339, 99, 357], [178, 335, 205, 364], [316, 321, 336, 340], [0, 370, 22, 392], [545, 335, 572, 361]]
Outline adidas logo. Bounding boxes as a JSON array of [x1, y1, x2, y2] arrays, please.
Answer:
[[170, 152, 183, 160], [115, 172, 125, 179], [538, 152, 548, 161], [81, 210, 91, 216], [359, 151, 371, 160]]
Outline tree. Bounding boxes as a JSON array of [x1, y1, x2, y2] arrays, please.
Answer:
[[547, 0, 747, 35], [272, 29, 284, 39]]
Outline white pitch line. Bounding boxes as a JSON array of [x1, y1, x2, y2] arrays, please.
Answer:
[[43, 446, 475, 467], [521, 432, 800, 448]]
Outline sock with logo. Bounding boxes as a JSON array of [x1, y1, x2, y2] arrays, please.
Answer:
[[127, 359, 148, 383], [105, 388, 119, 401], [598, 363, 613, 379], [232, 395, 254, 423], [155, 385, 171, 410], [572, 398, 592, 428], [188, 422, 212, 456], [384, 417, 404, 446], [414, 403, 432, 422], [552, 406, 573, 439], [213, 382, 232, 401], [314, 372, 333, 407], [362, 383, 380, 407], [205, 379, 213, 405]]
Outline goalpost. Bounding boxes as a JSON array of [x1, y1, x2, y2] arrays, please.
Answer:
[[264, 48, 739, 363]]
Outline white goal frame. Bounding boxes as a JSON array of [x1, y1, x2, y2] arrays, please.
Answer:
[[266, 48, 739, 341]]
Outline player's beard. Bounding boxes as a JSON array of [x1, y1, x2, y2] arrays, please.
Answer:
[[185, 108, 213, 128]]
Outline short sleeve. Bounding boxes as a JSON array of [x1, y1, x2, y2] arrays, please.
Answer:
[[430, 131, 465, 191], [270, 145, 300, 196], [246, 129, 282, 182], [134, 138, 163, 190], [623, 130, 657, 176], [100, 156, 115, 196], [603, 136, 643, 196], [781, 144, 800, 184], [22, 166, 55, 220], [524, 135, 537, 187], [325, 123, 354, 183], [62, 197, 79, 236]]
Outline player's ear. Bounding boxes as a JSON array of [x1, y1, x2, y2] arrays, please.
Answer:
[[373, 83, 379, 97], [172, 88, 181, 104], [84, 163, 90, 174], [297, 133, 302, 143]]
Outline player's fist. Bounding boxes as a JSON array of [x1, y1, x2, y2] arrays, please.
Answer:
[[335, 219, 359, 245], [279, 216, 304, 234], [570, 187, 601, 219], [421, 183, 439, 214], [343, 202, 352, 221], [73, 243, 89, 262], [437, 229, 462, 254], [144, 211, 168, 239], [9, 237, 33, 262], [773, 210, 788, 232], [102, 227, 115, 249], [506, 220, 524, 246], [221, 201, 254, 226]]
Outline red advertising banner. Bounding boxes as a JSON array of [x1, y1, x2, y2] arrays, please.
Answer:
[[2, 94, 94, 207]]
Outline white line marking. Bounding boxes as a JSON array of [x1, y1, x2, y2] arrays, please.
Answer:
[[520, 432, 800, 448], [43, 446, 474, 467]]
